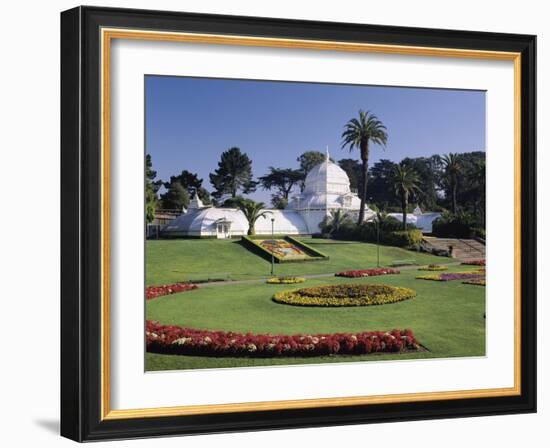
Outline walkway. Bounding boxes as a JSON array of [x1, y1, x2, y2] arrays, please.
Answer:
[[197, 261, 462, 288]]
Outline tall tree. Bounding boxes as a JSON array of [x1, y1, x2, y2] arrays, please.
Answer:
[[366, 159, 397, 208], [160, 181, 190, 211], [455, 152, 485, 225], [258, 167, 303, 208], [400, 156, 441, 210], [209, 147, 257, 199], [145, 154, 160, 223], [235, 198, 271, 236], [442, 153, 462, 214], [391, 163, 421, 229], [338, 158, 363, 193], [341, 110, 388, 224], [164, 170, 211, 205]]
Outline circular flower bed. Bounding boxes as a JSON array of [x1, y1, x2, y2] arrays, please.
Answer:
[[266, 276, 306, 284], [273, 283, 416, 307], [146, 320, 420, 357], [418, 264, 448, 271]]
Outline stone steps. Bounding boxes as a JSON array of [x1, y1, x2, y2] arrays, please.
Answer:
[[422, 237, 485, 261]]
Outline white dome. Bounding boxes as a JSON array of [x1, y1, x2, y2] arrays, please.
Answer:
[[303, 158, 351, 195], [288, 153, 364, 212]]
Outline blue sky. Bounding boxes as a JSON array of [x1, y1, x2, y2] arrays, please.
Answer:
[[145, 76, 485, 203]]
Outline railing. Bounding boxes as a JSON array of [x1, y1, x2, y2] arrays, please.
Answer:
[[458, 239, 485, 255]]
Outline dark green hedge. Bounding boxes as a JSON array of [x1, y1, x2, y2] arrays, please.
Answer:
[[329, 220, 423, 248]]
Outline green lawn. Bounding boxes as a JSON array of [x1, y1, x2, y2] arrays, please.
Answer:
[[145, 254, 485, 371], [146, 237, 448, 285]]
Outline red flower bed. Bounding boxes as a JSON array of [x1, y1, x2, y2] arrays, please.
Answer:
[[461, 259, 486, 266], [146, 283, 198, 300], [335, 267, 400, 278], [146, 320, 420, 357]]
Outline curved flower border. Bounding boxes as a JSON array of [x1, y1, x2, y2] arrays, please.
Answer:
[[146, 283, 198, 300], [146, 320, 420, 357]]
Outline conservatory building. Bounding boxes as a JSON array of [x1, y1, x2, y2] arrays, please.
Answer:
[[161, 152, 440, 238]]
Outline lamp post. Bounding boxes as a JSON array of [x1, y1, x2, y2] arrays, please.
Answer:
[[270, 218, 275, 276], [376, 216, 380, 267], [369, 197, 381, 268]]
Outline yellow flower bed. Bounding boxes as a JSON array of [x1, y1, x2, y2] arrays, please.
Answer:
[[418, 264, 448, 271], [266, 277, 306, 284], [273, 283, 416, 307], [463, 278, 486, 286]]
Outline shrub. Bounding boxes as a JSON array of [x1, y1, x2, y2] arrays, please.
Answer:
[[384, 229, 423, 247], [330, 219, 422, 249], [273, 283, 416, 307], [266, 277, 305, 284], [146, 320, 420, 357], [335, 268, 400, 278], [432, 211, 482, 239]]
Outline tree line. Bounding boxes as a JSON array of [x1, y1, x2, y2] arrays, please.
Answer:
[[146, 109, 485, 233]]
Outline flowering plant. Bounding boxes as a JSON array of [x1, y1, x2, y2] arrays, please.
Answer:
[[416, 271, 485, 282], [266, 276, 306, 284], [335, 268, 400, 278], [146, 283, 198, 300], [418, 264, 448, 271], [258, 239, 307, 259], [463, 278, 486, 286], [146, 320, 420, 357], [461, 259, 486, 266], [273, 283, 415, 307]]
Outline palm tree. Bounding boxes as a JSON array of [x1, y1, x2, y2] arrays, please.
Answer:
[[341, 110, 388, 224], [324, 209, 351, 236], [391, 163, 421, 230], [471, 159, 486, 226], [235, 198, 271, 235], [442, 153, 462, 214]]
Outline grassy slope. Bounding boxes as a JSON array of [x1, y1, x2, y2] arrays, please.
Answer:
[[146, 265, 485, 371], [146, 237, 448, 285]]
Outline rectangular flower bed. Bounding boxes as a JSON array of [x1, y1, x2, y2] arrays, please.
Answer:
[[335, 267, 400, 278], [241, 235, 329, 263], [146, 320, 420, 357]]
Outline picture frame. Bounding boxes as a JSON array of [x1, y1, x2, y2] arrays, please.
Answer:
[[60, 5, 536, 442]]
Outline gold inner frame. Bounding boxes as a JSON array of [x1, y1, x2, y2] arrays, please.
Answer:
[[100, 28, 522, 421]]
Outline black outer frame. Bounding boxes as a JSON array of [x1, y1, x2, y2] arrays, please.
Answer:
[[60, 6, 537, 442]]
